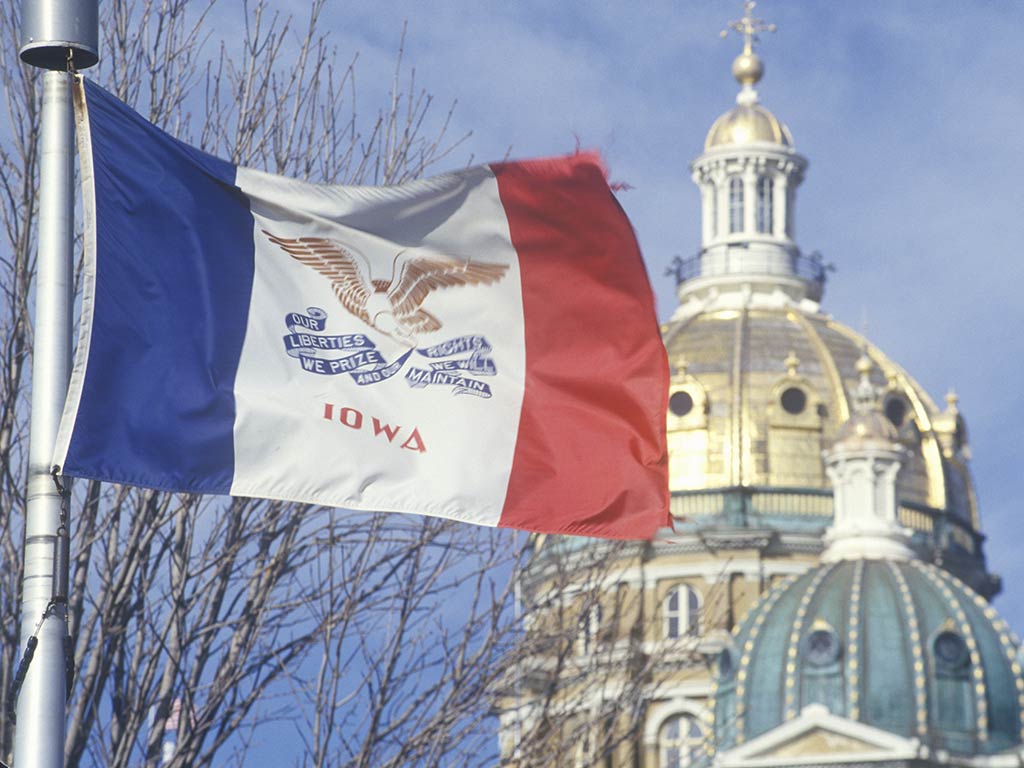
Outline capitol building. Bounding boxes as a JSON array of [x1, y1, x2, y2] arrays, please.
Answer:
[[498, 5, 1024, 767]]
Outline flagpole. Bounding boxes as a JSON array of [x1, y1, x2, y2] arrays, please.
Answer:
[[15, 4, 97, 767]]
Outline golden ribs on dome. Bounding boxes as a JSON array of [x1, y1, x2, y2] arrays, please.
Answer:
[[662, 310, 980, 537]]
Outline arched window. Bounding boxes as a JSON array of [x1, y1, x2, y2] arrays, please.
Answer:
[[932, 630, 972, 734], [728, 177, 744, 233], [756, 175, 773, 233], [663, 585, 700, 639], [659, 714, 704, 768]]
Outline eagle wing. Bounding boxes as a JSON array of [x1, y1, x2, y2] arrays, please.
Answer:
[[387, 253, 510, 334], [263, 232, 372, 324]]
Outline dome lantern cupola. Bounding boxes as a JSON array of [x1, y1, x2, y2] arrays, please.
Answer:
[[678, 1, 820, 317]]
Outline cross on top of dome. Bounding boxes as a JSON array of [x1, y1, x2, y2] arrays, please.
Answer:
[[721, 1, 776, 55], [720, 1, 776, 90]]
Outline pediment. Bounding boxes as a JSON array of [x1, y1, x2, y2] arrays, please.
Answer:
[[758, 727, 887, 759], [719, 705, 918, 768]]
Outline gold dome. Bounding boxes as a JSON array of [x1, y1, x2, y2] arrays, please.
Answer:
[[663, 306, 977, 529], [704, 102, 793, 149]]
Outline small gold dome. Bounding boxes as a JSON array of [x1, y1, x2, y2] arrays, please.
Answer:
[[833, 352, 900, 445], [835, 409, 900, 445], [704, 103, 794, 150]]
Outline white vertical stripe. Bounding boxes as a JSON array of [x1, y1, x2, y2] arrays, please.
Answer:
[[53, 78, 98, 469], [230, 166, 524, 525]]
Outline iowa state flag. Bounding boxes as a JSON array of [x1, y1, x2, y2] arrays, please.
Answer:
[[55, 78, 669, 539]]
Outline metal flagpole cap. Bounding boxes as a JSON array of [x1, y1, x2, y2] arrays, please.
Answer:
[[20, 0, 99, 70]]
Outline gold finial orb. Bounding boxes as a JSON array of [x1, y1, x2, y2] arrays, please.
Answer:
[[732, 51, 764, 86]]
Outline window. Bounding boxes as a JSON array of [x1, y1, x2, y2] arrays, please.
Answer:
[[728, 177, 744, 233], [780, 386, 807, 415], [718, 648, 734, 679], [932, 629, 971, 734], [574, 731, 594, 768], [804, 627, 842, 666], [756, 175, 773, 233], [669, 390, 694, 417], [664, 585, 700, 639], [934, 631, 969, 670], [785, 187, 794, 237], [659, 714, 704, 768], [577, 604, 602, 655], [884, 395, 908, 427]]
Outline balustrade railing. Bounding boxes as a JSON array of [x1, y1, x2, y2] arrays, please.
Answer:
[[671, 487, 982, 558], [666, 249, 831, 292]]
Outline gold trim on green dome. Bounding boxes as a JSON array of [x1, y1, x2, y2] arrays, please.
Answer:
[[846, 561, 866, 720], [887, 563, 930, 737]]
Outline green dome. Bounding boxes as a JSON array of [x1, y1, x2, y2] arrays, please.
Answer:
[[714, 559, 1024, 756]]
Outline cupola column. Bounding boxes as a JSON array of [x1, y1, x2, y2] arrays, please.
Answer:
[[701, 182, 716, 243], [714, 169, 728, 240], [772, 173, 787, 238]]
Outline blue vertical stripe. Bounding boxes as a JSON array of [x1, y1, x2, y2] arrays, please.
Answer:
[[63, 81, 254, 493]]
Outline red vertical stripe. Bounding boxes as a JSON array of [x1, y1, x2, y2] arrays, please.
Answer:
[[492, 154, 669, 539]]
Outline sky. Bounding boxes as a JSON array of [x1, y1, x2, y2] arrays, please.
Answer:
[[281, 1, 1024, 629]]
